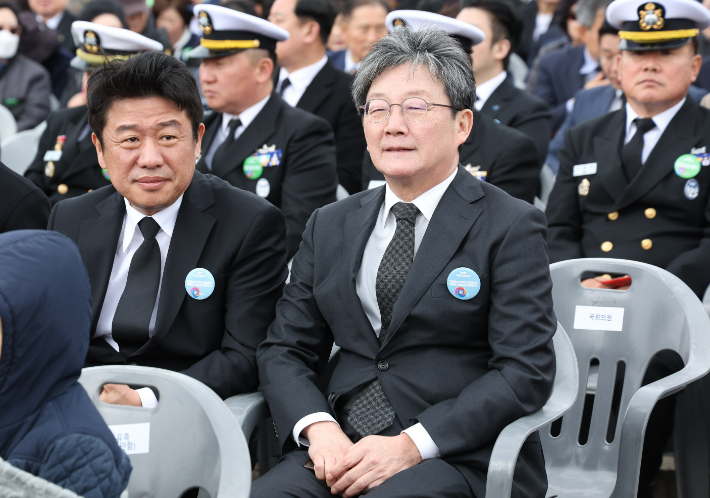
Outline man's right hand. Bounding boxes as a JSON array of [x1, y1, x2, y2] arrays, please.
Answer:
[[302, 421, 354, 485], [584, 72, 611, 90]]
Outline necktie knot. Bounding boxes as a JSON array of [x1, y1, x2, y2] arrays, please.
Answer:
[[227, 118, 241, 137], [634, 117, 655, 135], [138, 217, 160, 240], [279, 77, 291, 95], [390, 202, 419, 225]]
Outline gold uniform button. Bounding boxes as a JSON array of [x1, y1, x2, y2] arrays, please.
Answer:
[[608, 211, 619, 220], [601, 241, 613, 252], [88, 189, 93, 192], [57, 184, 68, 195], [645, 208, 656, 219], [642, 239, 653, 250]]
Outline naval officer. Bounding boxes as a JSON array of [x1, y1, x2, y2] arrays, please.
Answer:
[[190, 4, 338, 259], [25, 22, 163, 206]]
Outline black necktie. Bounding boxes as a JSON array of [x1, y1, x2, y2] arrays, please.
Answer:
[[212, 118, 241, 177], [112, 217, 162, 356], [279, 77, 291, 96], [348, 202, 420, 438], [621, 118, 656, 181]]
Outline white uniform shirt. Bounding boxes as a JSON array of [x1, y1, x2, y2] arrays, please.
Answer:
[[624, 98, 685, 164]]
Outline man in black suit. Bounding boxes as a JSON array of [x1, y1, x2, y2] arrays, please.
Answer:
[[25, 21, 164, 206], [457, 0, 552, 165], [0, 161, 50, 233], [327, 0, 389, 74], [28, 0, 75, 53], [49, 52, 288, 407], [189, 4, 337, 259], [546, 1, 710, 494], [253, 25, 555, 498], [269, 0, 367, 195]]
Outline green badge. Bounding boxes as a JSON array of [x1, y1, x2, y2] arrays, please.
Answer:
[[2, 98, 19, 107], [101, 168, 110, 181], [675, 154, 702, 179], [243, 156, 263, 180]]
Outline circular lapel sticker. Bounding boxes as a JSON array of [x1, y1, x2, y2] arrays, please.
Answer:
[[674, 154, 701, 179], [684, 179, 700, 200], [256, 177, 270, 198], [447, 267, 480, 300], [185, 268, 215, 300], [243, 156, 263, 180]]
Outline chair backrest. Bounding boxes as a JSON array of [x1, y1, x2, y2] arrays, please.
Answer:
[[0, 121, 47, 175], [79, 366, 252, 498], [543, 258, 710, 495], [0, 105, 17, 141]]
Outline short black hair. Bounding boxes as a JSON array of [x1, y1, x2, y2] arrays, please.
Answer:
[[79, 0, 128, 28], [597, 20, 618, 40], [342, 0, 389, 19], [87, 51, 203, 145], [295, 0, 336, 45], [460, 0, 523, 69]]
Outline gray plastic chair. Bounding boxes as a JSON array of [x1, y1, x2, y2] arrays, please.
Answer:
[[0, 105, 17, 141], [0, 121, 46, 174], [541, 258, 710, 498], [79, 365, 252, 498]]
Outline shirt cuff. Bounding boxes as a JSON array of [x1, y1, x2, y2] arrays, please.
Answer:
[[135, 387, 158, 409], [402, 423, 441, 460], [292, 412, 339, 446], [565, 97, 575, 114]]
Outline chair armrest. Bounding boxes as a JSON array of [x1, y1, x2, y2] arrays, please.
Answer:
[[225, 392, 271, 438]]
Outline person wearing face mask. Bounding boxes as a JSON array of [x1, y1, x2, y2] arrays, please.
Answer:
[[0, 2, 51, 132]]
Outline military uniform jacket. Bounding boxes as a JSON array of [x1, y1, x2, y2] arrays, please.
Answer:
[[546, 98, 710, 297], [362, 112, 540, 203], [197, 93, 338, 259], [25, 106, 109, 206]]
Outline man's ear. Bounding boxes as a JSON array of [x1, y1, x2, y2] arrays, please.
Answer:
[[303, 19, 321, 45], [195, 123, 206, 161], [256, 56, 275, 84], [690, 53, 702, 82], [492, 39, 511, 63], [91, 132, 106, 170], [456, 109, 474, 147]]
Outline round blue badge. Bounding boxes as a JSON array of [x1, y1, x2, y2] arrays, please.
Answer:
[[185, 268, 215, 300], [684, 179, 700, 200], [447, 267, 480, 300]]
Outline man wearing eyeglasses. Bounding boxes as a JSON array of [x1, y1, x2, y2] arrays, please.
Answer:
[[253, 24, 556, 498]]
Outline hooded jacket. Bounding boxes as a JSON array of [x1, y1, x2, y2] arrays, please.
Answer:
[[0, 230, 131, 497]]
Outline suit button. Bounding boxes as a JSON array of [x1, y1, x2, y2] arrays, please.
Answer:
[[641, 239, 653, 250], [88, 189, 93, 192], [645, 208, 656, 219], [57, 184, 68, 194], [327, 393, 336, 403], [608, 211, 619, 221], [601, 241, 613, 252], [377, 360, 389, 371]]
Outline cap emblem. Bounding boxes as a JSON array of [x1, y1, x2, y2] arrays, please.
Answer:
[[393, 18, 407, 29], [199, 11, 213, 35], [639, 3, 665, 31], [84, 30, 100, 53]]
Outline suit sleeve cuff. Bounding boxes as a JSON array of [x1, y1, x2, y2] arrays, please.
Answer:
[[402, 423, 441, 460], [292, 412, 339, 446], [136, 388, 158, 409]]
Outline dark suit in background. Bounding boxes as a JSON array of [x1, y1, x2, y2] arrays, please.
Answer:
[[294, 62, 366, 195], [197, 93, 338, 259], [256, 166, 556, 497], [515, 0, 539, 64], [327, 49, 347, 72], [0, 161, 50, 233], [48, 171, 288, 399], [55, 11, 76, 54]]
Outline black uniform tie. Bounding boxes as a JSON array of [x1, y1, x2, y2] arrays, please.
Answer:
[[112, 217, 162, 356], [348, 202, 420, 437], [622, 117, 656, 181], [212, 118, 241, 177], [279, 77, 291, 96]]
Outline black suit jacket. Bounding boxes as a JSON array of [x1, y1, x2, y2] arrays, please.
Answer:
[[362, 112, 540, 203], [197, 93, 337, 259], [515, 0, 538, 64], [25, 106, 109, 206], [546, 98, 710, 297], [481, 77, 552, 165], [0, 161, 50, 233], [56, 11, 76, 54], [296, 61, 366, 195], [258, 166, 556, 496], [48, 171, 288, 398]]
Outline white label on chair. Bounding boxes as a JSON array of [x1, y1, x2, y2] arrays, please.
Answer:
[[108, 423, 150, 454], [573, 305, 625, 331]]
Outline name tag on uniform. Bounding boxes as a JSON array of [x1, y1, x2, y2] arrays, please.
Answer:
[[573, 162, 597, 177], [43, 150, 62, 162]]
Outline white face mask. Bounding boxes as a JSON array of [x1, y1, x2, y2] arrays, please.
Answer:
[[0, 30, 20, 60]]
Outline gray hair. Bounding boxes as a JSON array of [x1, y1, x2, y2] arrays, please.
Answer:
[[351, 27, 476, 118], [576, 0, 611, 28]]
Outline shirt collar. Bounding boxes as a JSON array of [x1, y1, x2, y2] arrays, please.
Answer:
[[122, 195, 183, 253], [382, 168, 458, 229], [344, 49, 359, 74], [221, 94, 271, 136], [279, 56, 328, 91], [625, 97, 686, 138], [43, 11, 64, 30], [475, 71, 507, 109], [579, 47, 598, 76]]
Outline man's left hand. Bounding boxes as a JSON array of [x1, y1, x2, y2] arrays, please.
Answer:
[[100, 384, 142, 406], [328, 433, 422, 497]]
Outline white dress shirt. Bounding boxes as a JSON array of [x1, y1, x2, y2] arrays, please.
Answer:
[[474, 71, 507, 111], [203, 95, 271, 170], [609, 89, 624, 112], [624, 98, 685, 164], [344, 49, 360, 74], [41, 11, 64, 30], [533, 13, 553, 42], [292, 168, 459, 460], [278, 56, 328, 107], [579, 47, 599, 79], [94, 196, 183, 408]]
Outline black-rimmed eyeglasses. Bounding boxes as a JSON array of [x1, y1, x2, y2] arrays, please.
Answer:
[[359, 98, 458, 123]]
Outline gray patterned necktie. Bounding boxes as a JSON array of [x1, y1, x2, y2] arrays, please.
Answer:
[[348, 202, 420, 437]]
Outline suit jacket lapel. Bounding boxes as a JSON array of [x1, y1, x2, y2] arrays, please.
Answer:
[[56, 112, 87, 172], [593, 108, 628, 201], [481, 77, 514, 118], [382, 166, 484, 349], [296, 63, 335, 113], [196, 112, 221, 173]]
